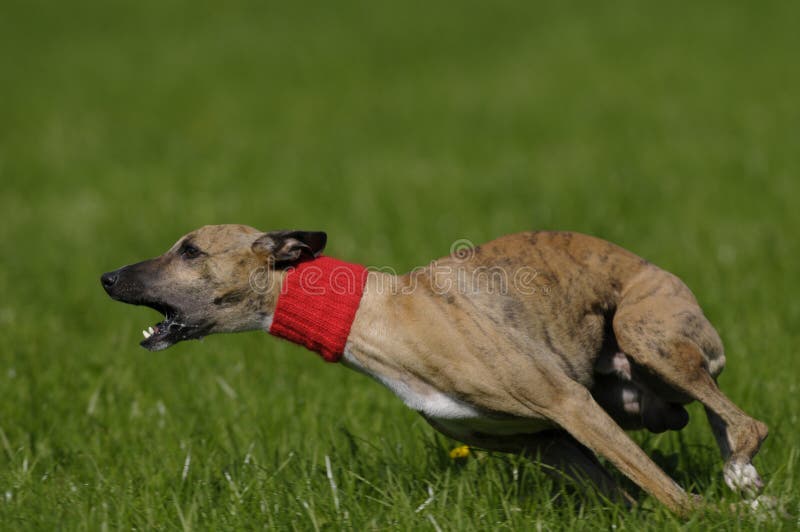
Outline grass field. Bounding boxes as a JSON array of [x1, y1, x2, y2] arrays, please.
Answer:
[[1, 0, 799, 529]]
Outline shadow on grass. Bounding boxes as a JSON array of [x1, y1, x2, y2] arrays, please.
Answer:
[[419, 426, 729, 512]]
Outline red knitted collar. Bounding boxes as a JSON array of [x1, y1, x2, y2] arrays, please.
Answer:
[[268, 256, 367, 362]]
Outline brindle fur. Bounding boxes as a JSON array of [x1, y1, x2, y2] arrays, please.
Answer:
[[101, 225, 768, 516]]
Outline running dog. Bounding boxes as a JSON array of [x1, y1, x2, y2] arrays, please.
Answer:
[[101, 225, 768, 514]]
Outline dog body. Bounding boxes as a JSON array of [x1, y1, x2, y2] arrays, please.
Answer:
[[102, 226, 768, 515]]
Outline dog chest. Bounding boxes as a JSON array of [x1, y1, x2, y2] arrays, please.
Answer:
[[342, 348, 552, 438]]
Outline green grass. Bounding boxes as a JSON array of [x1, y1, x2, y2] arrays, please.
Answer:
[[1, 0, 799, 529]]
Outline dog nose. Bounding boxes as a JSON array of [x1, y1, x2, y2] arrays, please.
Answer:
[[101, 271, 118, 290]]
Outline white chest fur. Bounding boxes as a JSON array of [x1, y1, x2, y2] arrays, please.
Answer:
[[341, 348, 480, 419]]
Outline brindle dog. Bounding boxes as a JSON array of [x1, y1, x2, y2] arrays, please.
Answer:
[[101, 225, 768, 515]]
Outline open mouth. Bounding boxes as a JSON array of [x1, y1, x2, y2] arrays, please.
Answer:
[[138, 302, 204, 351]]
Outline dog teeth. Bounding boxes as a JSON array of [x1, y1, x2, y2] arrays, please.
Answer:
[[148, 326, 155, 335], [143, 329, 151, 339]]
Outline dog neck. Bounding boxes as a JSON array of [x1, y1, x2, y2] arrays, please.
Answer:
[[267, 256, 368, 362]]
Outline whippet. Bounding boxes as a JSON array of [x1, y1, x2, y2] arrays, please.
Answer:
[[100, 225, 768, 515]]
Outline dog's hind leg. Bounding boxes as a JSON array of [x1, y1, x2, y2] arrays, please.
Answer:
[[613, 300, 768, 498]]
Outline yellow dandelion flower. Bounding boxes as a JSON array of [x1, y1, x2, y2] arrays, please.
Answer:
[[449, 445, 471, 459]]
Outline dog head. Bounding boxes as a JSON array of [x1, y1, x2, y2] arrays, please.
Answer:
[[101, 224, 327, 351]]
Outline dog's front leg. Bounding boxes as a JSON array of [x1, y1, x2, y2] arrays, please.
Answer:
[[460, 353, 697, 515], [518, 431, 636, 507], [519, 374, 697, 515], [549, 384, 695, 514]]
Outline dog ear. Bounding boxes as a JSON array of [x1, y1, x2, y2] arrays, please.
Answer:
[[252, 231, 327, 265]]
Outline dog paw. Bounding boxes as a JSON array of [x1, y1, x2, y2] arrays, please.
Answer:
[[723, 461, 763, 497]]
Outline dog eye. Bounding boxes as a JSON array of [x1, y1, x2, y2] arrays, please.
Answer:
[[180, 244, 202, 259]]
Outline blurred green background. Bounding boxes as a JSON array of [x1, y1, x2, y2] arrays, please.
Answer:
[[1, 0, 798, 529]]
